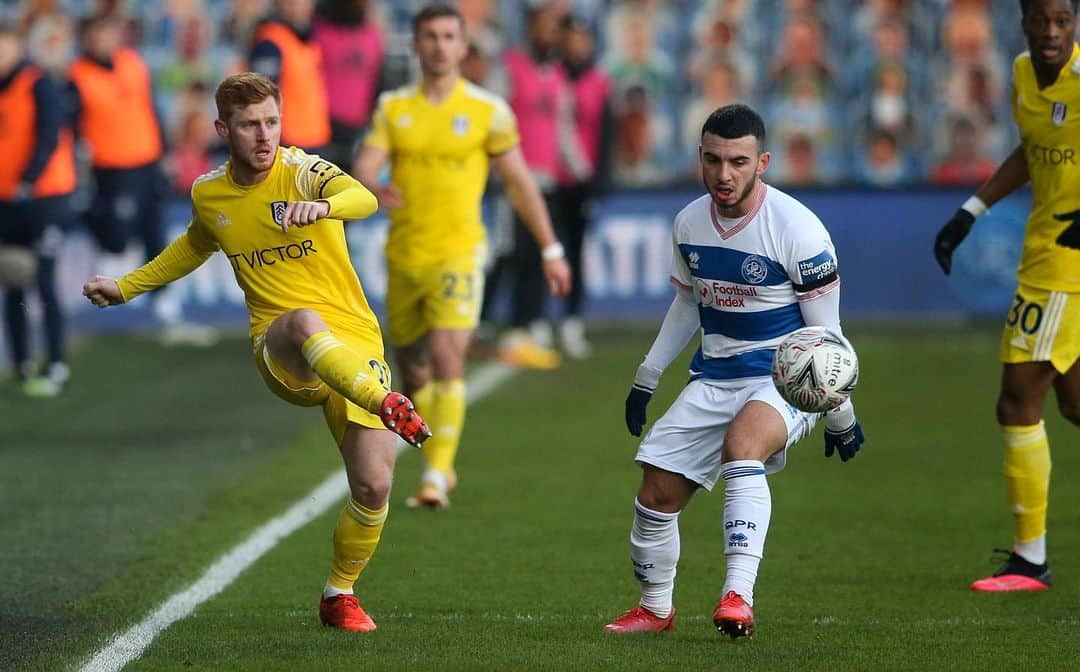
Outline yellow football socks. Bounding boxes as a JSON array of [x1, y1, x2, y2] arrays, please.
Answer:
[[421, 378, 466, 475], [301, 331, 387, 414], [411, 382, 434, 417], [326, 498, 388, 592], [1002, 422, 1051, 545]]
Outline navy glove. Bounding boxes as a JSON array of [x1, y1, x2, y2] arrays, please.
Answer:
[[824, 421, 865, 462], [625, 385, 654, 437], [933, 208, 975, 275]]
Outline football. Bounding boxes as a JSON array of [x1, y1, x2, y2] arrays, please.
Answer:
[[771, 326, 859, 413]]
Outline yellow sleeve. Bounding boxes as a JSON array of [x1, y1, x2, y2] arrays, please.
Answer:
[[321, 173, 379, 221], [363, 94, 392, 152], [116, 219, 218, 302], [486, 96, 520, 156]]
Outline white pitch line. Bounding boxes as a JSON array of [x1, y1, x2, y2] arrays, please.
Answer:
[[77, 361, 517, 672]]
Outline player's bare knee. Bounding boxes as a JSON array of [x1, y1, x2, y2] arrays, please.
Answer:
[[635, 486, 682, 514], [996, 392, 1039, 426], [351, 474, 392, 509], [273, 308, 328, 346], [398, 360, 430, 396], [721, 433, 768, 463]]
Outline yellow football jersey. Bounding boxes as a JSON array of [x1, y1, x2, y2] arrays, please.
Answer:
[[364, 79, 519, 269], [118, 146, 381, 344], [1011, 44, 1080, 292]]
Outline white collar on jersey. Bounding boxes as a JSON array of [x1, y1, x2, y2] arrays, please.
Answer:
[[710, 183, 768, 240]]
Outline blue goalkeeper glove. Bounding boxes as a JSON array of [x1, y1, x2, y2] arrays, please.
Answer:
[[625, 385, 653, 437], [824, 400, 866, 462]]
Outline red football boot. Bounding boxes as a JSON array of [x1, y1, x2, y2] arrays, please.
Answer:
[[319, 594, 377, 633], [380, 392, 432, 447], [713, 591, 754, 639], [603, 606, 675, 633]]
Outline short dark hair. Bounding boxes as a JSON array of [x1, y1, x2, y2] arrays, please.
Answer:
[[413, 3, 464, 35], [701, 104, 766, 148], [1020, 0, 1079, 15]]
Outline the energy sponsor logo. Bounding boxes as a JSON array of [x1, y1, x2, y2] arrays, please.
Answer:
[[695, 278, 758, 308], [797, 251, 836, 284], [227, 240, 317, 271]]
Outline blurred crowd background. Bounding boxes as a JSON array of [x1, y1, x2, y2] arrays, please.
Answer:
[[0, 0, 1034, 397], [4, 0, 1024, 194]]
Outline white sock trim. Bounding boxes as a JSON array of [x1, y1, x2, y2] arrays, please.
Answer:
[[1015, 535, 1047, 566], [323, 584, 354, 599]]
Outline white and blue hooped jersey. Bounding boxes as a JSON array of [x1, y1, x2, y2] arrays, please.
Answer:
[[670, 184, 839, 382]]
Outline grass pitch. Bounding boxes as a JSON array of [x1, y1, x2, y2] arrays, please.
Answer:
[[4, 326, 1080, 671]]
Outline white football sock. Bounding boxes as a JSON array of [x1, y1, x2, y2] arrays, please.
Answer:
[[720, 460, 771, 606], [323, 584, 354, 599], [1015, 535, 1047, 566], [630, 498, 680, 618]]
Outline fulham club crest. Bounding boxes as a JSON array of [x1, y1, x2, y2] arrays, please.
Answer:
[[452, 115, 470, 135], [1052, 101, 1068, 126], [269, 201, 287, 226]]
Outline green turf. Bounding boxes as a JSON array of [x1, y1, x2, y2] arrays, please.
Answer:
[[0, 334, 322, 672], [9, 326, 1080, 671]]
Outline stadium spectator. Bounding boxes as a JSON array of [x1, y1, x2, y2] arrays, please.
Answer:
[[70, 13, 215, 344], [221, 0, 271, 48], [499, 2, 574, 368], [682, 58, 743, 168], [684, 10, 756, 99], [934, 5, 1007, 155], [0, 24, 75, 397], [249, 0, 331, 154], [845, 18, 927, 107], [852, 128, 919, 187], [768, 15, 834, 100], [168, 82, 216, 193], [847, 61, 922, 158], [929, 115, 996, 186], [612, 83, 675, 186], [553, 13, 612, 359], [767, 70, 842, 175], [770, 133, 827, 187], [313, 0, 384, 170], [458, 0, 506, 56], [603, 10, 674, 102]]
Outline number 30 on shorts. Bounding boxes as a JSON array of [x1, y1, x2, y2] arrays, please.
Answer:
[[1006, 294, 1043, 335]]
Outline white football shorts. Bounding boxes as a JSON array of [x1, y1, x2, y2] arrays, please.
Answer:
[[635, 376, 818, 491]]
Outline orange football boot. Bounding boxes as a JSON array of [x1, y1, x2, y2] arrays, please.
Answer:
[[603, 606, 675, 633], [319, 594, 376, 632], [713, 591, 754, 639]]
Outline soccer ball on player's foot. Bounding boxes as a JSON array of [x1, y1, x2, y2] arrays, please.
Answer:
[[771, 326, 858, 413]]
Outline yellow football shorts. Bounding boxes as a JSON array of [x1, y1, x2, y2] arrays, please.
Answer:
[[1000, 283, 1080, 374], [253, 332, 391, 445], [386, 247, 486, 347]]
